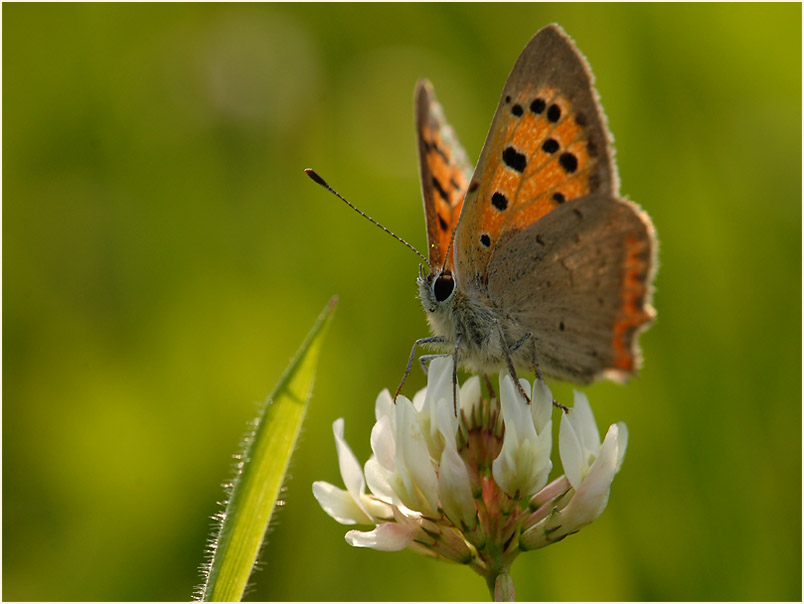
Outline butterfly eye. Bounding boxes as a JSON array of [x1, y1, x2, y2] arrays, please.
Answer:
[[433, 273, 455, 302]]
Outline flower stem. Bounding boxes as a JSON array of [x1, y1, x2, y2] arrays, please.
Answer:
[[489, 568, 515, 602]]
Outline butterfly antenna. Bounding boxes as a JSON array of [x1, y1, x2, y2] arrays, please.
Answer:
[[305, 169, 430, 267]]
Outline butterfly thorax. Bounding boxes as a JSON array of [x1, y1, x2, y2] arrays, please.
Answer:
[[418, 270, 521, 373]]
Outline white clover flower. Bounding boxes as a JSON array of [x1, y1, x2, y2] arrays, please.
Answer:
[[491, 374, 553, 499], [313, 358, 628, 599], [520, 391, 628, 551]]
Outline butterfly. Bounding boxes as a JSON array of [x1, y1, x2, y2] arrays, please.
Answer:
[[405, 23, 656, 401]]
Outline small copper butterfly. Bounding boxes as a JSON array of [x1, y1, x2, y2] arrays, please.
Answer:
[[308, 24, 656, 403], [408, 24, 656, 395]]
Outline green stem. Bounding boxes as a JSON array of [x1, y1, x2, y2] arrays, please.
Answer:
[[488, 567, 515, 602]]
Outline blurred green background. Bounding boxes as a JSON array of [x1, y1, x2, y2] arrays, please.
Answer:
[[4, 3, 801, 601]]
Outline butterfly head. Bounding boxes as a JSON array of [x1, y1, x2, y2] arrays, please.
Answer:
[[418, 267, 456, 314]]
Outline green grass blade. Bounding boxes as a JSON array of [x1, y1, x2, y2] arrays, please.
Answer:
[[199, 296, 338, 602]]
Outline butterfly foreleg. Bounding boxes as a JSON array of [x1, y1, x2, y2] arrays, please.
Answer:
[[413, 336, 460, 416], [418, 353, 451, 373], [394, 336, 448, 401]]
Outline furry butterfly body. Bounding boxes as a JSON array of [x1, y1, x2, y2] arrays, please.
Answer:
[[415, 24, 656, 385]]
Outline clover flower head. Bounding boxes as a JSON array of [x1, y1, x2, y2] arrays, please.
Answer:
[[313, 358, 628, 599]]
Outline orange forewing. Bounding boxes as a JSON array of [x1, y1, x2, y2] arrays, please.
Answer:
[[462, 86, 609, 279], [416, 80, 472, 271], [454, 26, 617, 283]]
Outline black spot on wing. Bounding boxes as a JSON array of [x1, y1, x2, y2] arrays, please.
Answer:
[[559, 152, 577, 173], [491, 192, 508, 211], [530, 98, 546, 114], [432, 177, 449, 201], [429, 141, 449, 163], [502, 146, 527, 172], [541, 138, 559, 154]]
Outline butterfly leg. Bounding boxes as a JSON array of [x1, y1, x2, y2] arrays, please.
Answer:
[[394, 336, 448, 401], [452, 336, 460, 416], [414, 336, 460, 416], [510, 332, 549, 383], [482, 374, 496, 400], [418, 353, 451, 373], [511, 335, 543, 381], [504, 329, 568, 412], [516, 333, 569, 413], [509, 333, 532, 354], [495, 320, 531, 404]]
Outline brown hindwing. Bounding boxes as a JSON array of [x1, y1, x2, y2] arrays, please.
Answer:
[[486, 194, 656, 382]]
